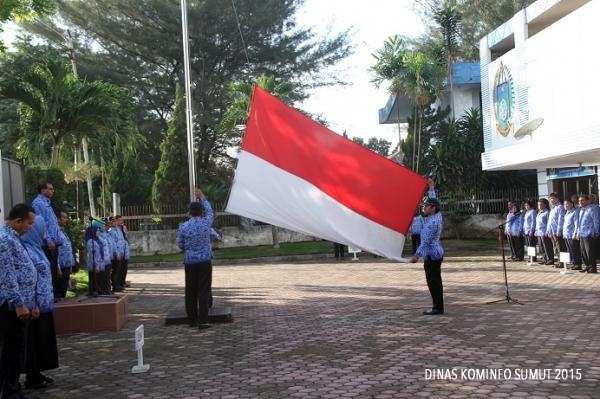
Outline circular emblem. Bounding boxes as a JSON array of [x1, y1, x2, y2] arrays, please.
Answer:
[[493, 61, 514, 137]]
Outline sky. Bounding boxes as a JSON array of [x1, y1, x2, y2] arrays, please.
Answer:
[[296, 0, 425, 148], [1, 1, 426, 148]]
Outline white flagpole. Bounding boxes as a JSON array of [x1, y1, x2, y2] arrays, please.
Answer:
[[181, 0, 197, 202]]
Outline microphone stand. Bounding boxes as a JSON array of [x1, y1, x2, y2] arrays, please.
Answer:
[[487, 215, 524, 305]]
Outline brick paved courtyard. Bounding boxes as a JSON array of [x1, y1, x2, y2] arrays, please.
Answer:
[[35, 254, 600, 398]]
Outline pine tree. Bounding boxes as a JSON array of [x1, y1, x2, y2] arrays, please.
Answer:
[[151, 83, 189, 213]]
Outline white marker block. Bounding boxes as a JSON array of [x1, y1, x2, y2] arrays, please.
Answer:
[[132, 325, 150, 373]]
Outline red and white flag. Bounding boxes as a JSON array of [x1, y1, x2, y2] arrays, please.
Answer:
[[226, 86, 427, 261]]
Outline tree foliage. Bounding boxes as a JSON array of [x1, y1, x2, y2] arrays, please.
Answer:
[[18, 0, 352, 200], [0, 0, 56, 52], [0, 56, 141, 166], [151, 83, 189, 213], [415, 0, 537, 60], [351, 136, 392, 157], [371, 34, 446, 172]]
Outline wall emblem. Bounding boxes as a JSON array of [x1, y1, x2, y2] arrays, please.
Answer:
[[493, 61, 514, 137]]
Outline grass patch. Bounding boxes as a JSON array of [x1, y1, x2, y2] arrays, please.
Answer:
[[128, 238, 499, 264], [65, 269, 90, 299], [129, 240, 333, 264]]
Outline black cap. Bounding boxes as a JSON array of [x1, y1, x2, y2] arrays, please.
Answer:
[[424, 197, 441, 211]]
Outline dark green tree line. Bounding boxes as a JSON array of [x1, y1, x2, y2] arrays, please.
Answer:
[[15, 0, 352, 205]]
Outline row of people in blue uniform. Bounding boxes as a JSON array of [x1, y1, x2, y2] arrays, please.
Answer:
[[505, 193, 600, 273], [85, 216, 131, 296], [1, 200, 79, 399]]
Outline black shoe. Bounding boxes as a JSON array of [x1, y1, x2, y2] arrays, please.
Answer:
[[24, 379, 51, 389], [545, 260, 554, 265], [571, 266, 582, 270], [6, 392, 40, 399], [587, 269, 597, 274], [198, 323, 212, 330], [422, 308, 444, 315], [580, 268, 588, 273], [40, 375, 54, 385]]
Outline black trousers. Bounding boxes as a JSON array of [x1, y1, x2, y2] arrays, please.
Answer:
[[424, 257, 444, 311], [550, 235, 566, 259], [580, 237, 597, 271], [43, 247, 60, 299], [333, 243, 345, 259], [111, 259, 122, 291], [56, 267, 72, 298], [25, 313, 59, 382], [185, 262, 213, 325], [565, 239, 582, 267], [0, 303, 28, 399], [538, 236, 554, 262], [509, 235, 524, 260], [119, 259, 129, 287], [411, 234, 421, 254], [101, 264, 112, 294], [88, 271, 102, 296]]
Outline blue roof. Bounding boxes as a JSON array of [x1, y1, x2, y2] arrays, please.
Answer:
[[451, 62, 480, 85]]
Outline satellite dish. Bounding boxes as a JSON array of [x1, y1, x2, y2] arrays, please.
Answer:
[[514, 117, 544, 140]]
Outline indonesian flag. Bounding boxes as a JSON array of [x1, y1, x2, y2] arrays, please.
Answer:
[[226, 86, 427, 261]]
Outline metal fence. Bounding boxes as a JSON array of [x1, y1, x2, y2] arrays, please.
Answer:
[[120, 201, 239, 231], [118, 188, 539, 231], [439, 188, 539, 215]]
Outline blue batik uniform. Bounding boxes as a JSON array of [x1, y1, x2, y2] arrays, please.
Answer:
[[0, 225, 37, 311], [416, 188, 443, 261], [563, 208, 579, 240], [576, 205, 600, 238], [86, 239, 104, 272], [410, 215, 424, 235], [177, 199, 215, 264], [535, 209, 549, 237], [415, 212, 444, 261], [177, 198, 215, 326], [21, 215, 54, 313], [548, 204, 566, 236], [31, 195, 62, 247], [523, 209, 537, 235], [506, 212, 524, 236], [57, 228, 75, 270], [108, 227, 127, 259]]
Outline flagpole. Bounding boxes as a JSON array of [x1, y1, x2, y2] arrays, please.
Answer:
[[181, 0, 197, 202]]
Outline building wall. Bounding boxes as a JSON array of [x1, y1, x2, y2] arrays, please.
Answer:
[[480, 0, 600, 172], [127, 215, 504, 257], [128, 225, 318, 256], [0, 152, 26, 220], [450, 86, 480, 118]]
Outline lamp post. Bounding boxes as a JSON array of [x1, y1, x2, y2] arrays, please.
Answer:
[[181, 0, 197, 202]]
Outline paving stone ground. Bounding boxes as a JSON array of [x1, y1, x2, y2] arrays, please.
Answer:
[[33, 253, 600, 398]]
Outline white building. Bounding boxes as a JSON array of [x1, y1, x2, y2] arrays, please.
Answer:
[[378, 62, 481, 163], [480, 0, 599, 199]]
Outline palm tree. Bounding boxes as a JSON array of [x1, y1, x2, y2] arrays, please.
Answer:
[[434, 1, 461, 118], [371, 36, 445, 172], [0, 57, 140, 210], [371, 35, 409, 164]]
